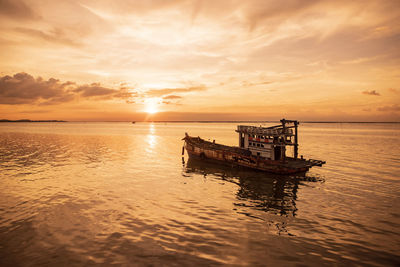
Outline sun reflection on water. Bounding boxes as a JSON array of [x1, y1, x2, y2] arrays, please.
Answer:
[[146, 123, 157, 150]]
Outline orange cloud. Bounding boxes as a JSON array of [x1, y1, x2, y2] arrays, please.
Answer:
[[163, 95, 182, 99], [0, 73, 136, 105], [0, 0, 39, 20], [362, 90, 380, 96], [377, 104, 400, 112], [146, 86, 206, 97], [14, 27, 81, 47], [74, 83, 118, 97]]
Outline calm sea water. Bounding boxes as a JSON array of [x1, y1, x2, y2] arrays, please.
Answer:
[[0, 122, 399, 266]]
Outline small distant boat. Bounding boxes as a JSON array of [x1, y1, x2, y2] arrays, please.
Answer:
[[131, 121, 136, 124], [183, 119, 325, 174]]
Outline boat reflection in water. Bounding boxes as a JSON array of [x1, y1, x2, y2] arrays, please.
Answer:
[[184, 157, 322, 235]]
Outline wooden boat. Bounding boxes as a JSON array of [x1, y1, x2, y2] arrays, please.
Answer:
[[183, 119, 325, 174]]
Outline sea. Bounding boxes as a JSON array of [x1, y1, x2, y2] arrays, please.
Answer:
[[0, 122, 399, 266]]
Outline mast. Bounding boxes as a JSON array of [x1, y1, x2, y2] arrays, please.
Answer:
[[294, 121, 299, 159], [280, 118, 286, 162], [280, 119, 299, 160]]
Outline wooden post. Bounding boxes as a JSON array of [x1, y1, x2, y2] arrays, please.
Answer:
[[294, 121, 298, 159], [281, 119, 286, 162]]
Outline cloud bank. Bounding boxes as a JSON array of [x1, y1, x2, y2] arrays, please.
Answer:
[[0, 73, 136, 105], [0, 0, 38, 20]]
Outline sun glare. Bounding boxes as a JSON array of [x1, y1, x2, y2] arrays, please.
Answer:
[[145, 99, 159, 114]]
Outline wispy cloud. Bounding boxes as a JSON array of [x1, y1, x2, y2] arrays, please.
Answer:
[[362, 90, 380, 96], [341, 56, 381, 65], [377, 104, 400, 112], [241, 80, 273, 87], [163, 95, 182, 100], [388, 88, 399, 94], [243, 0, 320, 31], [146, 86, 206, 97], [14, 27, 81, 47]]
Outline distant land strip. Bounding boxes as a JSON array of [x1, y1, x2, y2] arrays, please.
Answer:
[[0, 119, 67, 122]]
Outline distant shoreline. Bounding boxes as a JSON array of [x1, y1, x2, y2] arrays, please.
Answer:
[[0, 119, 67, 123]]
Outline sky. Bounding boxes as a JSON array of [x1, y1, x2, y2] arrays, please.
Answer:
[[0, 0, 399, 121]]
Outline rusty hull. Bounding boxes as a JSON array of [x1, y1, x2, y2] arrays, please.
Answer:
[[183, 135, 325, 174]]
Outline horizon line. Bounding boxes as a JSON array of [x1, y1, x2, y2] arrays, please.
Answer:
[[1, 119, 399, 123]]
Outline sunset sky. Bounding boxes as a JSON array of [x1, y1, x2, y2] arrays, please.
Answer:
[[0, 0, 399, 121]]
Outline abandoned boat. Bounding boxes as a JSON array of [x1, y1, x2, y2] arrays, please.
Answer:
[[183, 119, 325, 174]]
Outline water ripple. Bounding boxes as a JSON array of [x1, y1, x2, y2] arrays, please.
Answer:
[[0, 123, 399, 266]]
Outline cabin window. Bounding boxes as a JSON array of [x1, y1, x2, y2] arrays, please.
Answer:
[[257, 152, 260, 156], [257, 144, 260, 147], [261, 144, 264, 148]]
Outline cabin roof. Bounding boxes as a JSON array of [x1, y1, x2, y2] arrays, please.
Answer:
[[236, 125, 294, 136]]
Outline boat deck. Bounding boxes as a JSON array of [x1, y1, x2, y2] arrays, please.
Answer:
[[184, 136, 252, 156]]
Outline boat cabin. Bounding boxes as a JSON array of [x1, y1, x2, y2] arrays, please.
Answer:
[[236, 119, 299, 161]]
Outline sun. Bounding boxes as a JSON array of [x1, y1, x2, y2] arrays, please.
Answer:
[[144, 99, 159, 114]]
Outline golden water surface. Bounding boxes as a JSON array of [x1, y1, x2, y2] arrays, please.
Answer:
[[0, 122, 399, 266]]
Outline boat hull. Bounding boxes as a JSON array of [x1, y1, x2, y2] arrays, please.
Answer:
[[185, 149, 308, 175], [183, 136, 320, 174]]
